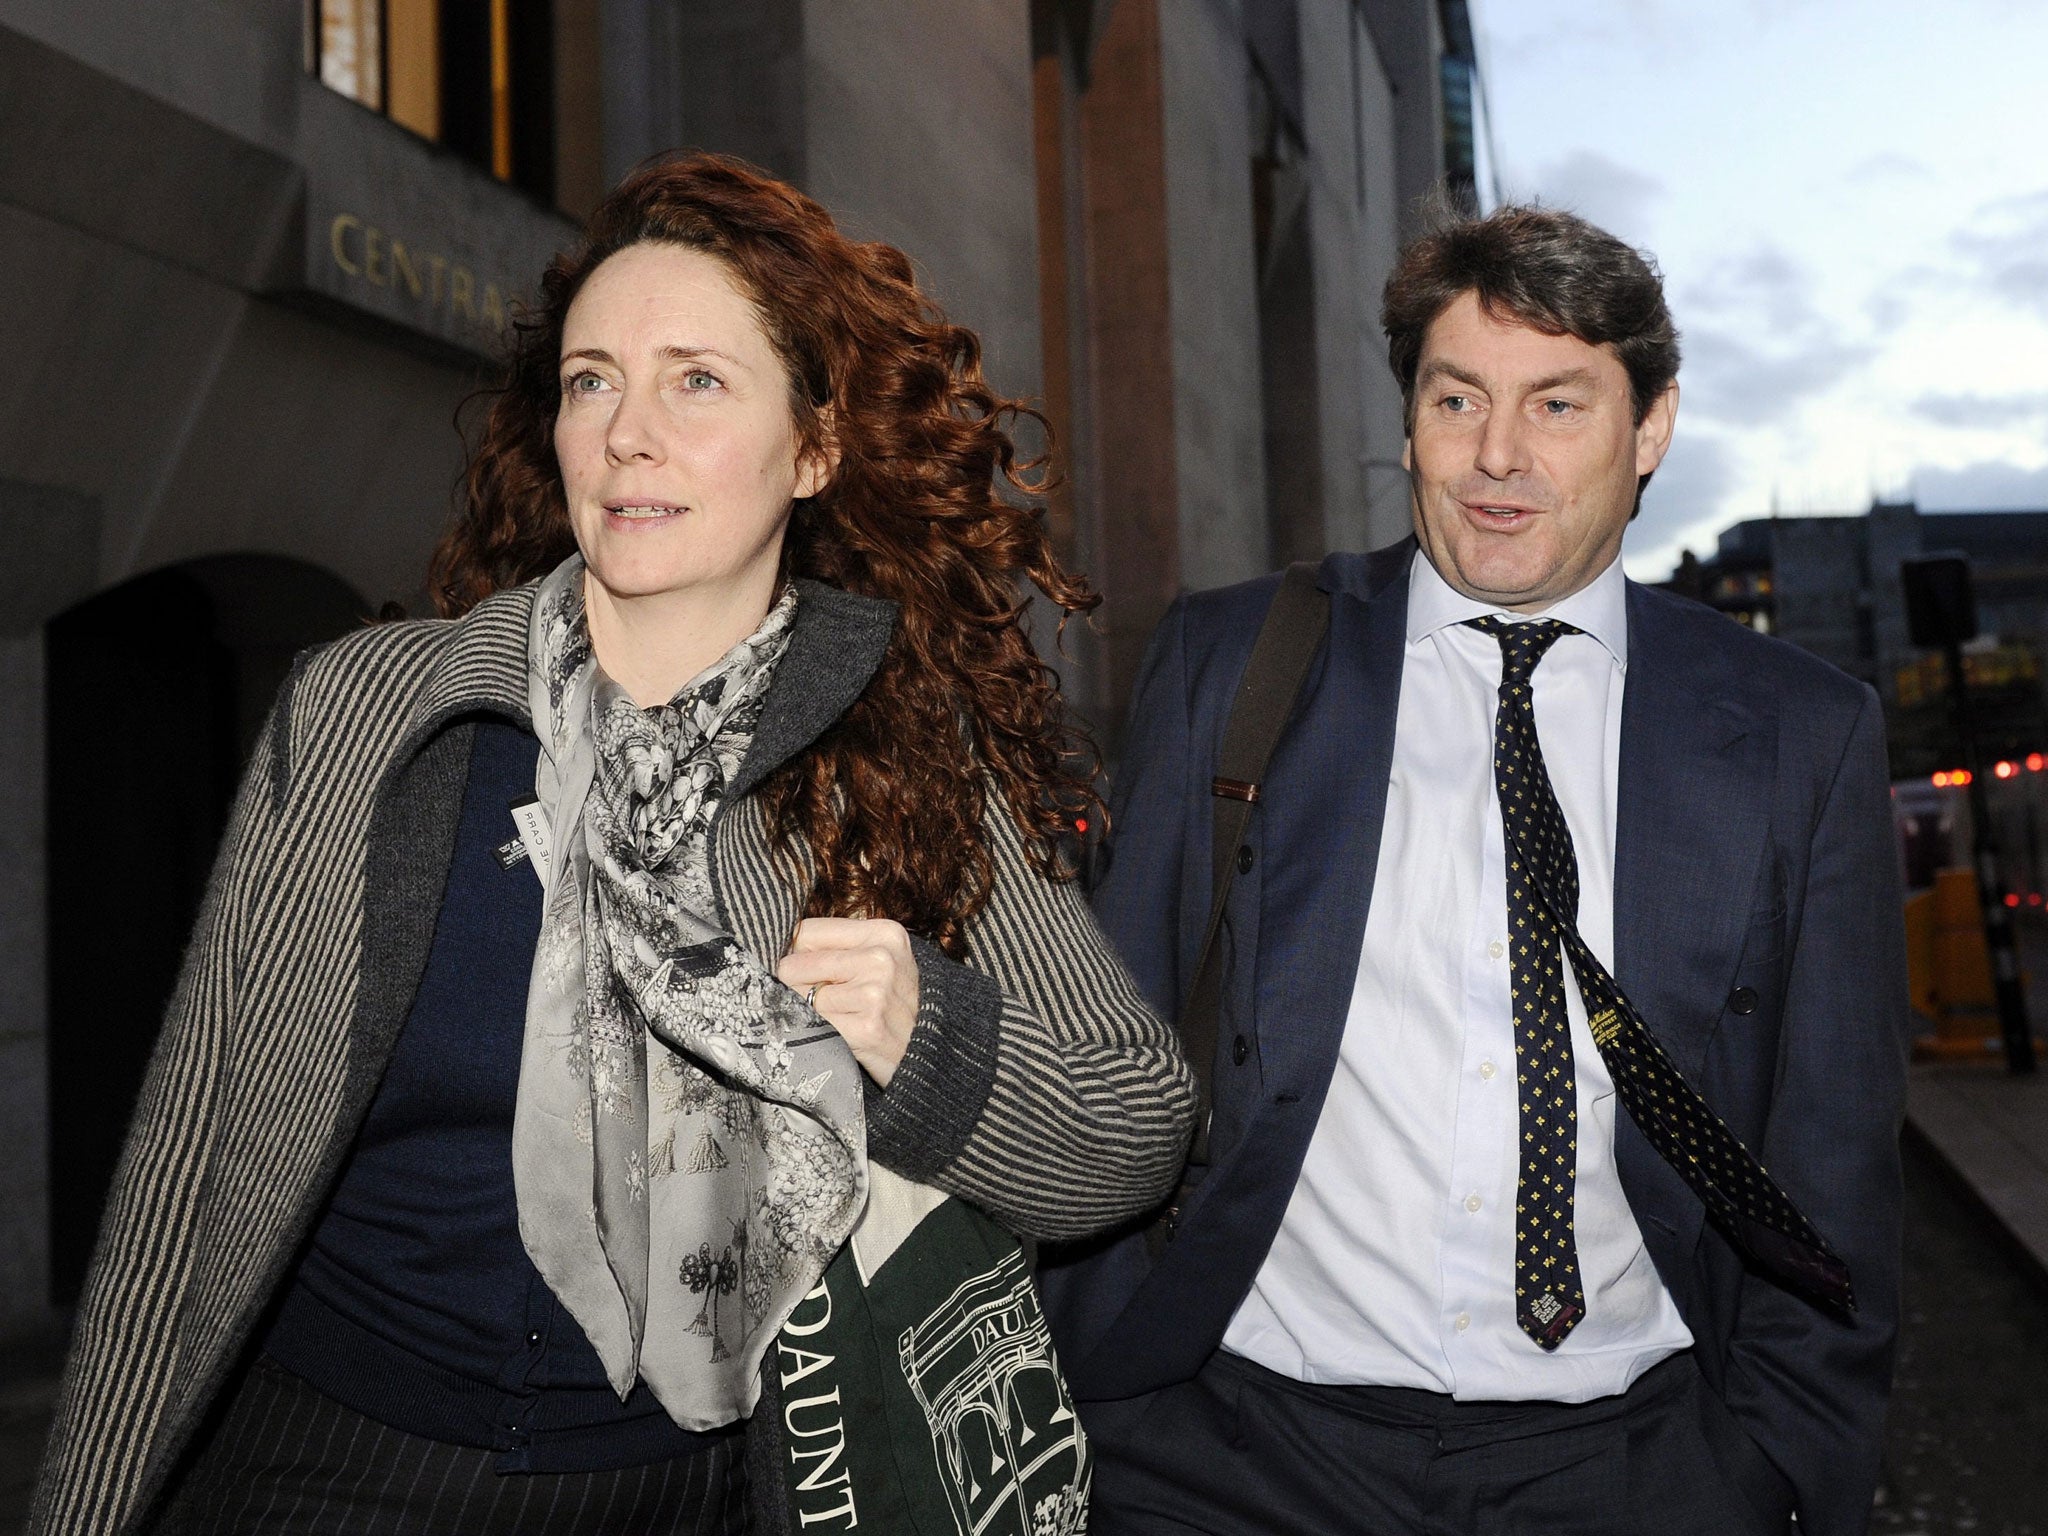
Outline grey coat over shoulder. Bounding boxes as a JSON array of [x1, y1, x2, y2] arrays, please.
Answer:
[[31, 579, 1195, 1536]]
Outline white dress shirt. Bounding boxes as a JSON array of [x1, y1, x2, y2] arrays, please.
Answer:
[[1221, 548, 1693, 1401]]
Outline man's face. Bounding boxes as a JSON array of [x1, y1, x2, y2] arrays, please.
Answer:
[[1404, 291, 1677, 613]]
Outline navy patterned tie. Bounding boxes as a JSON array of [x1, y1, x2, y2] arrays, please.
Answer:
[[1466, 616, 1855, 1346]]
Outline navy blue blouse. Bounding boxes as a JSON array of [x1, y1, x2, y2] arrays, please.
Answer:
[[263, 720, 726, 1473]]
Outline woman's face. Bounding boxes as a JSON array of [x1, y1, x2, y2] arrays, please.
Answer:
[[554, 241, 827, 611]]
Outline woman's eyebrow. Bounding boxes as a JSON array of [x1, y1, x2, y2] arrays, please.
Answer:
[[558, 345, 747, 368], [655, 344, 744, 366]]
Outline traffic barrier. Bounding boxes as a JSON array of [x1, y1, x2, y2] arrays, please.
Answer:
[[1909, 867, 2041, 1059]]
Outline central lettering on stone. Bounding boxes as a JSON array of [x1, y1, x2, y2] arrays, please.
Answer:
[[327, 213, 511, 335]]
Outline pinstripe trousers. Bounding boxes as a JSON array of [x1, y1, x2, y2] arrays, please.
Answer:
[[156, 1359, 744, 1535]]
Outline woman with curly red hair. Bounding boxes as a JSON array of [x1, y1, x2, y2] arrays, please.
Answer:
[[32, 155, 1193, 1536]]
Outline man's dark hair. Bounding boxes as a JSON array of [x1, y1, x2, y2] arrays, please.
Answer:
[[1382, 203, 1681, 429]]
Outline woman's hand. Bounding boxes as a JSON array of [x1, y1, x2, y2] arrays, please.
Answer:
[[775, 918, 920, 1088]]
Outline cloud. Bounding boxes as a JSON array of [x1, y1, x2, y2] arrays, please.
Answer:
[[1676, 245, 1875, 420], [1632, 429, 1737, 547], [1864, 289, 1910, 335], [1848, 152, 1934, 184], [1952, 190, 2048, 321], [1489, 0, 1767, 66], [1912, 459, 2048, 511], [1678, 326, 1874, 428], [1685, 246, 1820, 335], [1683, 241, 1866, 325], [1520, 150, 1665, 248], [1912, 391, 2048, 430]]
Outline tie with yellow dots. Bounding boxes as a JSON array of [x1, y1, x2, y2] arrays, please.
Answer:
[[1467, 616, 1855, 1345], [1474, 617, 1590, 1348]]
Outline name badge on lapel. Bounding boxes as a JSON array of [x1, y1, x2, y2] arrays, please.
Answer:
[[501, 794, 553, 885]]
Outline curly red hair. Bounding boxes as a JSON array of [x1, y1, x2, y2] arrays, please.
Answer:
[[429, 153, 1101, 956]]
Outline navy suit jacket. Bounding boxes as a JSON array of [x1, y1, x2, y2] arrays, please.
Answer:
[[1040, 543, 1911, 1536]]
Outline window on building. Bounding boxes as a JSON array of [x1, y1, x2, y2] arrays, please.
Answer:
[[1437, 1, 1480, 215], [306, 0, 601, 213], [313, 0, 383, 111]]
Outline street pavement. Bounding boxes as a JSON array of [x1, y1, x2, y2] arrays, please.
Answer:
[[1874, 1133, 2048, 1534]]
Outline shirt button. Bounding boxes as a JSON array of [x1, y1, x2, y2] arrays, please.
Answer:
[[527, 1331, 542, 1346], [1237, 845, 1255, 874], [1464, 1193, 1483, 1213], [1454, 1312, 1471, 1333], [1479, 1061, 1498, 1080], [1232, 1034, 1249, 1066], [1487, 940, 1505, 960], [1729, 986, 1759, 1016]]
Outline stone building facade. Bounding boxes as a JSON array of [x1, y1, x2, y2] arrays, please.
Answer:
[[0, 0, 1477, 1348]]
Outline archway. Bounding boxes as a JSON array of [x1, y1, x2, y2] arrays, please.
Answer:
[[44, 554, 370, 1304]]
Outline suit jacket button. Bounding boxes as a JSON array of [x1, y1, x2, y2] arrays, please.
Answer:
[[1729, 986, 1759, 1016], [1237, 845, 1255, 874], [1232, 1034, 1249, 1066]]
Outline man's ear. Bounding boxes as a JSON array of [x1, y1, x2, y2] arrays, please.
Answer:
[[1401, 437, 1413, 473], [1634, 382, 1678, 478], [795, 405, 841, 500]]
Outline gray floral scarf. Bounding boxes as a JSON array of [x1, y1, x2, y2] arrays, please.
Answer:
[[514, 554, 867, 1430]]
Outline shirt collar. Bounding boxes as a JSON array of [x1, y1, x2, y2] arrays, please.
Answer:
[[1405, 545, 1630, 669]]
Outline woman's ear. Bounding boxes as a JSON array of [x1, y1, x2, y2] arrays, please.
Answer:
[[796, 405, 842, 500]]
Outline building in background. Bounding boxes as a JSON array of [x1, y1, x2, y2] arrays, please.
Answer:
[[1663, 500, 2048, 778], [0, 0, 1482, 1351], [1029, 0, 1480, 730], [0, 0, 585, 1364]]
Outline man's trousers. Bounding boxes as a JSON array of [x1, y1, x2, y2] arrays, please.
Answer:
[[1083, 1348, 1791, 1534]]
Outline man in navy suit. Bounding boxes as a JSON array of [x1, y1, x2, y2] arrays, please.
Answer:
[[1041, 206, 1909, 1535]]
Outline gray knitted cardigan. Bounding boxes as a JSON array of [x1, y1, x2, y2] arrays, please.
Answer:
[[31, 579, 1195, 1536]]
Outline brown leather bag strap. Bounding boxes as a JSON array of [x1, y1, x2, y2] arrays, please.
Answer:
[[1179, 560, 1331, 1171]]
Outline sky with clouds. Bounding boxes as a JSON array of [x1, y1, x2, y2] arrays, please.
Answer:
[[1472, 0, 2048, 580]]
